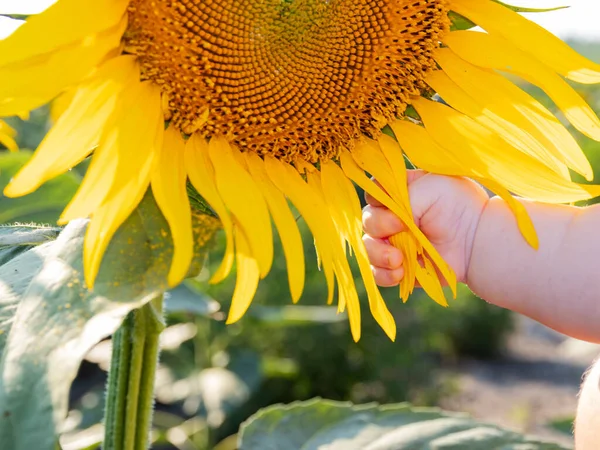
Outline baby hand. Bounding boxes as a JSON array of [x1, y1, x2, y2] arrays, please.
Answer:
[[362, 171, 489, 287]]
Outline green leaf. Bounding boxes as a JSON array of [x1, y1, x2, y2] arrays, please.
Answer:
[[238, 399, 570, 450], [165, 282, 220, 316], [449, 11, 476, 32], [0, 224, 60, 265], [0, 151, 81, 224], [490, 1, 569, 14], [0, 191, 221, 450]]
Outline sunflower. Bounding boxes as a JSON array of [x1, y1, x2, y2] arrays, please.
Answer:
[[0, 119, 17, 151], [2, 0, 600, 341]]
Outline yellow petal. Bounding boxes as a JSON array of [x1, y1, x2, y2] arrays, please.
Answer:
[[352, 139, 408, 213], [207, 138, 273, 279], [389, 232, 417, 302], [226, 228, 261, 325], [185, 135, 235, 284], [377, 134, 413, 213], [83, 81, 163, 288], [59, 130, 118, 224], [374, 135, 424, 301], [4, 56, 138, 197], [0, 0, 128, 67], [443, 31, 600, 142], [433, 48, 593, 181], [391, 118, 539, 248], [411, 97, 600, 203], [50, 88, 78, 123], [305, 169, 348, 266], [415, 256, 448, 307], [340, 150, 458, 296], [480, 179, 539, 249], [448, 0, 600, 84], [150, 127, 193, 287], [0, 18, 126, 116], [309, 189, 347, 312], [426, 70, 570, 180], [264, 156, 338, 308], [0, 120, 17, 152], [265, 156, 363, 340], [245, 153, 305, 302], [304, 169, 351, 315], [321, 161, 396, 341], [333, 260, 361, 342]]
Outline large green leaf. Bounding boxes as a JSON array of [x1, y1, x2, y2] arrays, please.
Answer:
[[238, 399, 570, 450], [0, 150, 81, 224], [0, 224, 60, 265], [0, 191, 221, 450]]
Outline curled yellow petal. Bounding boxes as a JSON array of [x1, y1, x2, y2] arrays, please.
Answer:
[[340, 150, 457, 296], [321, 161, 396, 341], [245, 153, 305, 303], [151, 127, 194, 287], [265, 156, 362, 340], [265, 156, 337, 308], [415, 256, 448, 307], [208, 137, 273, 279], [388, 232, 417, 302], [479, 179, 539, 249], [185, 135, 235, 284], [226, 228, 260, 325]]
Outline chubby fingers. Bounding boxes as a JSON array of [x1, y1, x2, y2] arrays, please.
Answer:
[[363, 170, 427, 207], [371, 266, 405, 287], [363, 235, 404, 287], [363, 235, 403, 269], [362, 204, 405, 238]]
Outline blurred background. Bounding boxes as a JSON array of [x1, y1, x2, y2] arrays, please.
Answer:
[[1, 3, 599, 450]]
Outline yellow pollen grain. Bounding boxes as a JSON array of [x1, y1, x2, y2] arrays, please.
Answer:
[[124, 0, 448, 162]]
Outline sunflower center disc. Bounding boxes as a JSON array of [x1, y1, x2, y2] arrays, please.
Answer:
[[124, 0, 448, 162]]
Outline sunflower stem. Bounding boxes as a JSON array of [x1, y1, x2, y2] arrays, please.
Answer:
[[134, 295, 165, 449], [103, 296, 165, 450]]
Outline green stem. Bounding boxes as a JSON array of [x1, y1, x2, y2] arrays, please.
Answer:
[[134, 296, 165, 449], [104, 314, 133, 450], [103, 296, 165, 450]]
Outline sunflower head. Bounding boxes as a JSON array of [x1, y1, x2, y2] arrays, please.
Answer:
[[2, 0, 600, 341], [124, 0, 448, 162]]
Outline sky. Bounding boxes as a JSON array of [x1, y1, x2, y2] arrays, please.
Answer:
[[516, 0, 600, 41], [0, 0, 599, 40]]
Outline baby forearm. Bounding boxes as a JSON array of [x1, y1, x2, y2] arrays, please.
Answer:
[[467, 197, 600, 343]]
